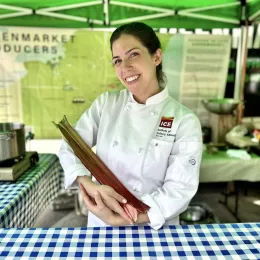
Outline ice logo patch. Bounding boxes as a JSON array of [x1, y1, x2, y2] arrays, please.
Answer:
[[159, 117, 174, 128]]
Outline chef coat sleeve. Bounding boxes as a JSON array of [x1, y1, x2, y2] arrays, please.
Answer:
[[58, 93, 105, 189], [141, 113, 202, 230]]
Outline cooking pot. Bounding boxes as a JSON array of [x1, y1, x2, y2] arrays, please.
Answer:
[[0, 123, 26, 162], [180, 205, 207, 222]]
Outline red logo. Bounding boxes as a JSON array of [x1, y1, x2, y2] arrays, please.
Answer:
[[159, 117, 174, 128]]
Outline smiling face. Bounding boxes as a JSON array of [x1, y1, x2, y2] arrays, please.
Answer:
[[111, 34, 162, 104]]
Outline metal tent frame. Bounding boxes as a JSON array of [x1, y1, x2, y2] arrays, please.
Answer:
[[0, 1, 258, 26]]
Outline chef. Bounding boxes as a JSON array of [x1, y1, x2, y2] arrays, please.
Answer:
[[59, 22, 202, 230]]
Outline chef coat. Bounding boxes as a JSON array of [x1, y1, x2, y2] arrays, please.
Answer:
[[59, 86, 202, 230]]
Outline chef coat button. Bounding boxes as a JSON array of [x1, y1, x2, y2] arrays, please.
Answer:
[[150, 111, 155, 116], [126, 106, 131, 111], [133, 187, 140, 192], [138, 148, 143, 153], [113, 141, 118, 147]]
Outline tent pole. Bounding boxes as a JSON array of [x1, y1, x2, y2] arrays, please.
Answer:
[[0, 4, 32, 20], [0, 4, 31, 12], [180, 2, 240, 13], [36, 11, 87, 22], [110, 1, 174, 13], [249, 9, 260, 22], [111, 12, 174, 25], [0, 11, 32, 20], [104, 0, 109, 25], [234, 28, 243, 101], [237, 25, 248, 124], [234, 0, 246, 102], [36, 11, 103, 24], [234, 0, 248, 124], [38, 1, 102, 12], [178, 12, 239, 25]]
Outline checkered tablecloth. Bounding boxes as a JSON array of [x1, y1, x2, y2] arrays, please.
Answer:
[[0, 223, 259, 259], [0, 154, 63, 228]]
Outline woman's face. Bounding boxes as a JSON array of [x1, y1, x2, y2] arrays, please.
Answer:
[[111, 34, 162, 103]]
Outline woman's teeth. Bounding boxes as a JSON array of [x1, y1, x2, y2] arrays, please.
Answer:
[[125, 75, 140, 83]]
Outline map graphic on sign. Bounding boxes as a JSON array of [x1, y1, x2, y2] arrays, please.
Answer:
[[0, 27, 125, 138]]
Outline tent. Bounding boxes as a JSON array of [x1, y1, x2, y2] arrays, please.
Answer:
[[0, 0, 259, 29], [0, 0, 259, 112]]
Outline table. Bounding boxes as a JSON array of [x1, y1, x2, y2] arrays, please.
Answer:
[[0, 154, 63, 228], [200, 150, 260, 183], [0, 223, 259, 259], [200, 150, 260, 222]]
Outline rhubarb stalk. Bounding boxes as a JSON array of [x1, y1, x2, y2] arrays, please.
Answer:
[[53, 116, 149, 221]]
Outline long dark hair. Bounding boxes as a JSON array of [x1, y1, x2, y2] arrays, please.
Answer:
[[110, 22, 166, 87]]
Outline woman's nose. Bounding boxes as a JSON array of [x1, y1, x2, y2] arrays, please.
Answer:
[[122, 59, 131, 68]]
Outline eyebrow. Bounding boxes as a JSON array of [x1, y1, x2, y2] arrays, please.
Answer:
[[112, 47, 139, 60]]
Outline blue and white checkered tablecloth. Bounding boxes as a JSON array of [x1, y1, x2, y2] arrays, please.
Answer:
[[0, 223, 259, 259], [0, 154, 63, 228]]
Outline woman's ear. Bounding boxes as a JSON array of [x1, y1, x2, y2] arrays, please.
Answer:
[[154, 48, 162, 66]]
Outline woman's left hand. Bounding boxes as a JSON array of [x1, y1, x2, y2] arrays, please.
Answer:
[[79, 184, 133, 226]]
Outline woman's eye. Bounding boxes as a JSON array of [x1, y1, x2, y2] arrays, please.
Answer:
[[113, 59, 121, 66], [129, 52, 139, 58]]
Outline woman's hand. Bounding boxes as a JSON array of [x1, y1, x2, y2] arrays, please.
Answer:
[[77, 176, 133, 224], [79, 184, 133, 226]]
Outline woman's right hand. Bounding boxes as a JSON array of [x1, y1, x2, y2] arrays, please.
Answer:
[[77, 176, 133, 224]]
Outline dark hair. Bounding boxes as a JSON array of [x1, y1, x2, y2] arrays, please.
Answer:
[[110, 22, 166, 87]]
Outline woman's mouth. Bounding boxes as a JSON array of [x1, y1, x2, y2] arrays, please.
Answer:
[[125, 74, 140, 85]]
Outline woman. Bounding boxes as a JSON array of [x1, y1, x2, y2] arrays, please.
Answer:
[[59, 22, 202, 230]]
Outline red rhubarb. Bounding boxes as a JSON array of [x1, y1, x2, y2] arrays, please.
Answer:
[[53, 116, 149, 221]]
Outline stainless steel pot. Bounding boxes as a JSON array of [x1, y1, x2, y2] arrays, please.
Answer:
[[0, 123, 26, 162], [180, 205, 207, 222]]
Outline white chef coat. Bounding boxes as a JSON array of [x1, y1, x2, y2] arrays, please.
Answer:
[[59, 86, 202, 230]]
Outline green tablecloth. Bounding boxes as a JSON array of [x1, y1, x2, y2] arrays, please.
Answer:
[[0, 154, 63, 228]]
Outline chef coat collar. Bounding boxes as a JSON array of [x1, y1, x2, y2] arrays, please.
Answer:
[[129, 86, 169, 105]]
